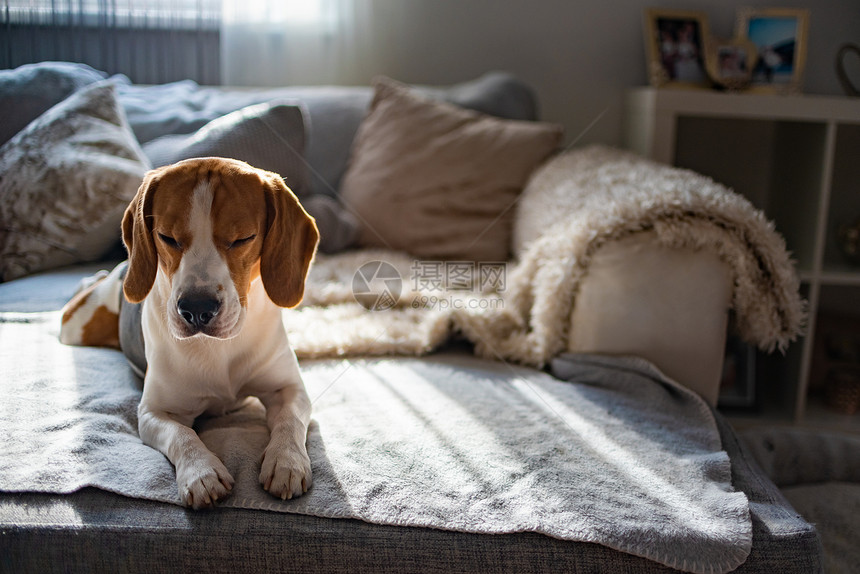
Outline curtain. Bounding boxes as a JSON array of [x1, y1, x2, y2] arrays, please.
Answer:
[[1, 0, 221, 84], [2, 0, 387, 86], [220, 0, 385, 86]]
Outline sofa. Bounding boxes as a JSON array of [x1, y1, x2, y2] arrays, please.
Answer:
[[0, 62, 820, 573]]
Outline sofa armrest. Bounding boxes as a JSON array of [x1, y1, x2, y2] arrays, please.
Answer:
[[568, 230, 732, 405], [493, 145, 803, 400]]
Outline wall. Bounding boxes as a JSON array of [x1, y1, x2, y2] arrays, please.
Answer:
[[226, 0, 860, 147]]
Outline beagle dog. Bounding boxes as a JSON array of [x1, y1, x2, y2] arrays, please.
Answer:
[[60, 157, 319, 509]]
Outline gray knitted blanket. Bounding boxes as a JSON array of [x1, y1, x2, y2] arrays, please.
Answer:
[[0, 309, 750, 574]]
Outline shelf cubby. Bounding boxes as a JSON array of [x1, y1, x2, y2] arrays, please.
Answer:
[[625, 87, 860, 429]]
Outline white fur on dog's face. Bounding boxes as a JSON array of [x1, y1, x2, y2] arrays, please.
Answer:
[[164, 180, 246, 340]]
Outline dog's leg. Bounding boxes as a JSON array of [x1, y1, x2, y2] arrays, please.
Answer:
[[138, 406, 235, 509], [258, 384, 313, 500]]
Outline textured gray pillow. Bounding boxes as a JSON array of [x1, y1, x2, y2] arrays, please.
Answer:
[[0, 81, 150, 281], [142, 100, 309, 197]]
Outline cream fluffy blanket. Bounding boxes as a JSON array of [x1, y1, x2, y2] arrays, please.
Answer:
[[287, 145, 806, 366]]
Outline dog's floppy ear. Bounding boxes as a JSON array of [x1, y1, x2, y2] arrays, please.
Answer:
[[260, 175, 319, 308], [122, 170, 160, 303]]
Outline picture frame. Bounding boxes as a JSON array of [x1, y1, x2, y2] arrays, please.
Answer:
[[735, 7, 810, 94], [643, 9, 711, 89], [704, 36, 758, 91]]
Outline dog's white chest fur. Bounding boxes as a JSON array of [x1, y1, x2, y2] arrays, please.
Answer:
[[142, 277, 295, 420]]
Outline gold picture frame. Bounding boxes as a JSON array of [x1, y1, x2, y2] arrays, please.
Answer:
[[643, 8, 711, 89], [735, 7, 810, 94], [704, 36, 758, 91]]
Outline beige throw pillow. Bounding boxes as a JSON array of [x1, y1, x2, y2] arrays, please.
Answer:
[[340, 77, 562, 262]]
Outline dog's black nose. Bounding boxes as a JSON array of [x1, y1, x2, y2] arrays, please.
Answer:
[[177, 297, 220, 328]]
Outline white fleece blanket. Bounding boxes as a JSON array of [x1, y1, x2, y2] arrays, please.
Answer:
[[285, 145, 805, 368], [0, 309, 751, 574]]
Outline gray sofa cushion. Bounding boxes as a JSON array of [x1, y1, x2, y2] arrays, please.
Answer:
[[118, 72, 539, 199], [739, 427, 860, 574], [739, 426, 860, 487], [713, 413, 823, 573]]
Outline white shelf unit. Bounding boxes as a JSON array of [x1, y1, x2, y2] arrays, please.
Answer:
[[625, 87, 860, 428]]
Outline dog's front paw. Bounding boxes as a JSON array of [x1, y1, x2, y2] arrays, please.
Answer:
[[260, 440, 312, 500], [176, 453, 234, 509]]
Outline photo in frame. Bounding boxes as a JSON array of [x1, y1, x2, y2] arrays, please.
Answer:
[[704, 36, 758, 91], [736, 7, 810, 93], [643, 9, 711, 88]]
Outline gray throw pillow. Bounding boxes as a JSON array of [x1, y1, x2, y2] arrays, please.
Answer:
[[142, 101, 358, 253], [0, 81, 150, 281], [142, 100, 310, 197]]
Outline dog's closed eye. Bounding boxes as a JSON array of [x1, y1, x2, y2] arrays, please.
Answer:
[[158, 233, 183, 251], [229, 235, 257, 250]]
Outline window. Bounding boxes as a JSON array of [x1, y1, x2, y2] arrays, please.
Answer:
[[3, 0, 220, 29]]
